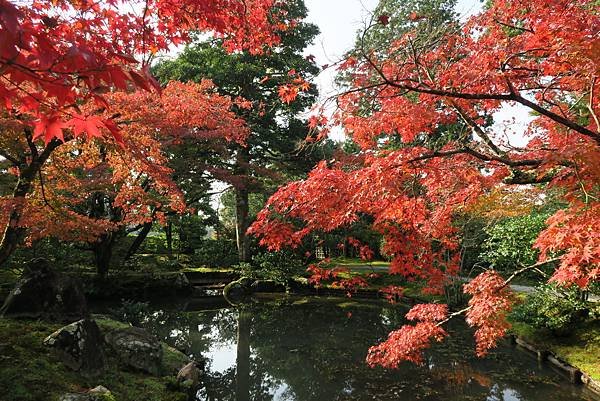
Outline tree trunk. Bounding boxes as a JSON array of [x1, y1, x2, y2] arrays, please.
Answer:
[[165, 221, 173, 255], [235, 310, 251, 401], [235, 187, 251, 263], [125, 221, 153, 260], [93, 233, 115, 279], [0, 177, 32, 265], [233, 145, 252, 263], [0, 140, 60, 266]]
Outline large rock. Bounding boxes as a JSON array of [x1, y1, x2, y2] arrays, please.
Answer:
[[0, 258, 87, 321], [60, 385, 115, 401], [44, 319, 106, 377], [161, 343, 192, 375], [177, 361, 202, 387], [177, 361, 203, 401], [223, 277, 252, 305], [104, 326, 163, 375]]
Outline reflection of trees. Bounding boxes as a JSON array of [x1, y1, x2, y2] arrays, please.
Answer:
[[236, 310, 250, 401], [136, 299, 580, 401]]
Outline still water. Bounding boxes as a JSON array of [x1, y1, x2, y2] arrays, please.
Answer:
[[122, 296, 598, 401]]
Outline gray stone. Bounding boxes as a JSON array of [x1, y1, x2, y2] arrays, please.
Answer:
[[59, 385, 114, 401], [161, 343, 192, 375], [104, 326, 163, 375], [223, 278, 251, 304], [44, 319, 105, 376], [176, 361, 202, 389], [1, 258, 87, 322]]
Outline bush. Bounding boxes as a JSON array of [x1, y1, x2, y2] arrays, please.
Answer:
[[236, 250, 306, 284], [481, 212, 551, 272], [510, 284, 589, 335], [193, 239, 238, 268]]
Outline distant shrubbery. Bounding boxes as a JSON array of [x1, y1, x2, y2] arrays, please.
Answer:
[[236, 250, 306, 284], [511, 284, 589, 335], [193, 239, 239, 268], [481, 212, 552, 272]]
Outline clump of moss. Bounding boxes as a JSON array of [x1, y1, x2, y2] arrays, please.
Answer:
[[509, 317, 600, 381], [0, 318, 188, 401]]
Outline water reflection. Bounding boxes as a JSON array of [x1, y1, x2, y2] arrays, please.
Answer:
[[128, 297, 598, 401]]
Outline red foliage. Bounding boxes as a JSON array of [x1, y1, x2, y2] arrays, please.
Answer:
[[4, 81, 247, 246], [251, 0, 600, 367], [379, 285, 404, 304], [464, 272, 513, 356], [331, 276, 369, 297], [0, 0, 281, 141], [367, 322, 447, 367]]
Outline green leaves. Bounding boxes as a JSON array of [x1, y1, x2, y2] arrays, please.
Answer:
[[481, 212, 552, 271]]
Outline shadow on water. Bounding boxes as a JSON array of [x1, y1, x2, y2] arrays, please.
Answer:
[[100, 295, 599, 401]]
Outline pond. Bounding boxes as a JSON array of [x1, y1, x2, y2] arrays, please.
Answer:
[[116, 295, 598, 401]]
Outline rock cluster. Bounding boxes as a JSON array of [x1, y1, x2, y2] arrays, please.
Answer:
[[0, 258, 88, 321]]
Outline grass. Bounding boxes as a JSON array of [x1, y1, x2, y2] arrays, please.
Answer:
[[0, 318, 189, 401], [510, 317, 600, 381], [328, 257, 391, 268]]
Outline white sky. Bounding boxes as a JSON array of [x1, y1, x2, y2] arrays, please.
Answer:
[[303, 0, 484, 101], [301, 0, 531, 147]]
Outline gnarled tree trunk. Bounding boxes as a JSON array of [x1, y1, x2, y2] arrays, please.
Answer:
[[0, 139, 61, 266]]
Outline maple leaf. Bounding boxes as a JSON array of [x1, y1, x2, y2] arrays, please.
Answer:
[[67, 115, 105, 139], [33, 115, 67, 143], [378, 14, 390, 26], [278, 84, 299, 104]]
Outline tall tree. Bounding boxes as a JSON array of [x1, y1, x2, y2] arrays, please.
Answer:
[[153, 0, 321, 262], [250, 0, 599, 365]]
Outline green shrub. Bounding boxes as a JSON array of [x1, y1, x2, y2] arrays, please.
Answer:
[[510, 284, 589, 335], [193, 239, 238, 268], [481, 212, 551, 272], [236, 251, 305, 284]]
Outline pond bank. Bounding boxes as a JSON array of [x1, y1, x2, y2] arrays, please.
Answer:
[[0, 317, 192, 401], [509, 319, 600, 390]]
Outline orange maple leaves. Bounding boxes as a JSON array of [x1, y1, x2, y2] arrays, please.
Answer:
[[251, 0, 600, 368], [0, 0, 282, 142]]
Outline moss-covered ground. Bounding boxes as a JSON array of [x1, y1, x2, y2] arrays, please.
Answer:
[[0, 318, 189, 401], [510, 317, 600, 382]]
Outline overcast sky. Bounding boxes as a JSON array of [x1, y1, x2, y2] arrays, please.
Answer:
[[303, 0, 484, 100], [301, 0, 529, 146]]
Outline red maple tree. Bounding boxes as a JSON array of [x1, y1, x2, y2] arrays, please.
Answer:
[[250, 0, 599, 366], [6, 81, 247, 275], [0, 0, 282, 264]]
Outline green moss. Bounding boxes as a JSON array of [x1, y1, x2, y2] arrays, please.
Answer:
[[0, 318, 189, 401], [93, 315, 132, 332], [509, 317, 600, 381], [161, 343, 190, 375], [181, 267, 234, 273]]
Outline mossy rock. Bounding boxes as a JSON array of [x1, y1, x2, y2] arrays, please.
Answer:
[[223, 277, 252, 304], [0, 318, 189, 401], [161, 344, 191, 375]]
